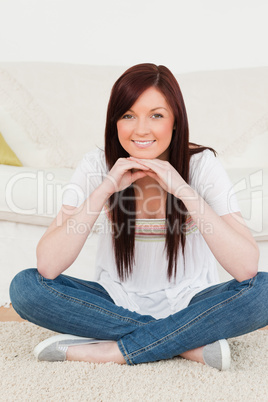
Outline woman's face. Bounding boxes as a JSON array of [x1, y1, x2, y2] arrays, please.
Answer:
[[117, 87, 175, 160]]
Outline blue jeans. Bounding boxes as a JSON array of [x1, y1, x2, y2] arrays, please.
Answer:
[[10, 269, 268, 365]]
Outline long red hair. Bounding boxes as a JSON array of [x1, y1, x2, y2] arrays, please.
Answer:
[[105, 63, 214, 281]]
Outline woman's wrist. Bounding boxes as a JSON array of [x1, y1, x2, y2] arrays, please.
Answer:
[[94, 181, 114, 203], [173, 183, 195, 201]]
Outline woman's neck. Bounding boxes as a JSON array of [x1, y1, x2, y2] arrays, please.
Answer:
[[134, 176, 167, 219]]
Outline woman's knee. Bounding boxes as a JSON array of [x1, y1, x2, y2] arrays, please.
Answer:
[[9, 268, 39, 318], [255, 271, 268, 287]]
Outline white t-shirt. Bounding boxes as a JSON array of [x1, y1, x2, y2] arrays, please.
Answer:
[[63, 148, 240, 319]]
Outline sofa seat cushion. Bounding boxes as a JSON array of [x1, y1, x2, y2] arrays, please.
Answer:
[[0, 165, 73, 226]]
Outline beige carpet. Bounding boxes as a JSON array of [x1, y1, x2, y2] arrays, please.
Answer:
[[0, 322, 267, 402]]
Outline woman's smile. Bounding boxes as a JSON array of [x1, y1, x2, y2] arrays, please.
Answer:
[[131, 139, 156, 148]]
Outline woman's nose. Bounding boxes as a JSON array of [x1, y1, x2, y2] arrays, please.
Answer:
[[135, 118, 150, 135]]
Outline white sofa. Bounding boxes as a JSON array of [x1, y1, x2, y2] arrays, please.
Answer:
[[0, 63, 267, 306]]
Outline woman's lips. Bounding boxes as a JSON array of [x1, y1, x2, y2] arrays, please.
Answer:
[[132, 140, 155, 148]]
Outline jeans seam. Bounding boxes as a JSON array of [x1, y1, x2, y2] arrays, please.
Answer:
[[118, 339, 134, 365], [37, 274, 151, 327], [64, 276, 109, 295], [126, 276, 256, 360], [190, 282, 225, 299]]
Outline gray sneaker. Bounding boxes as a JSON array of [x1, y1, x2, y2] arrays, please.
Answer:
[[203, 339, 231, 370], [33, 334, 112, 362]]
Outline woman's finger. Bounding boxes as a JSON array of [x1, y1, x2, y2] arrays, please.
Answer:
[[120, 159, 151, 171], [127, 157, 165, 170], [131, 170, 149, 182]]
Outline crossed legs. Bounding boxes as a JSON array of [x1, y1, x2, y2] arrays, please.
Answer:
[[10, 269, 268, 365]]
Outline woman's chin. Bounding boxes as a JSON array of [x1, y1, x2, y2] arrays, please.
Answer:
[[127, 148, 169, 161]]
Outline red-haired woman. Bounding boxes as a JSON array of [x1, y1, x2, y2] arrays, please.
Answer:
[[10, 64, 268, 370]]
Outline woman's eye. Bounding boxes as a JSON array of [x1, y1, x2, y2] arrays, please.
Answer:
[[122, 114, 133, 120], [152, 113, 163, 119]]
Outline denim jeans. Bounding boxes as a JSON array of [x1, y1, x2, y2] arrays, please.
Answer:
[[10, 269, 268, 365]]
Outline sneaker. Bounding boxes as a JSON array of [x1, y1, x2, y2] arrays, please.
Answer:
[[33, 334, 112, 362], [203, 339, 231, 370]]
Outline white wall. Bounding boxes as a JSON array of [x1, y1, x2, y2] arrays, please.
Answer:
[[0, 0, 267, 73]]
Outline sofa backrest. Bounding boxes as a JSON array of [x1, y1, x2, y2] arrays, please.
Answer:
[[0, 63, 267, 169]]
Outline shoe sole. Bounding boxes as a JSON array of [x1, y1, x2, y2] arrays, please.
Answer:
[[218, 339, 231, 370], [33, 334, 112, 360]]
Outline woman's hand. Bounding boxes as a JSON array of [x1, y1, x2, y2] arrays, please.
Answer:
[[127, 156, 188, 198], [101, 157, 151, 196]]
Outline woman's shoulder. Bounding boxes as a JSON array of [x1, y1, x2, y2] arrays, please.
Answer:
[[189, 142, 216, 155], [82, 147, 105, 161], [80, 147, 108, 173], [189, 146, 218, 185], [189, 146, 216, 165]]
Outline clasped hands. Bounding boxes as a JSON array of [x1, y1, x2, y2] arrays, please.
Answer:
[[103, 156, 189, 199], [127, 156, 188, 199]]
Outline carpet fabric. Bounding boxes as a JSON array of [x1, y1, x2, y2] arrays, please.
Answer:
[[0, 322, 267, 401]]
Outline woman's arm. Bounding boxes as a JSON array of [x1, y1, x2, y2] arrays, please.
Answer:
[[37, 157, 150, 279], [36, 184, 111, 279], [178, 185, 259, 282]]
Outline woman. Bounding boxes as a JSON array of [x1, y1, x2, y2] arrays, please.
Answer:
[[10, 63, 268, 370]]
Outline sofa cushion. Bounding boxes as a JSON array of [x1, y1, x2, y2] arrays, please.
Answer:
[[0, 132, 22, 167], [0, 64, 125, 168], [0, 107, 57, 168], [181, 68, 268, 167], [0, 165, 73, 226], [218, 130, 268, 170]]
